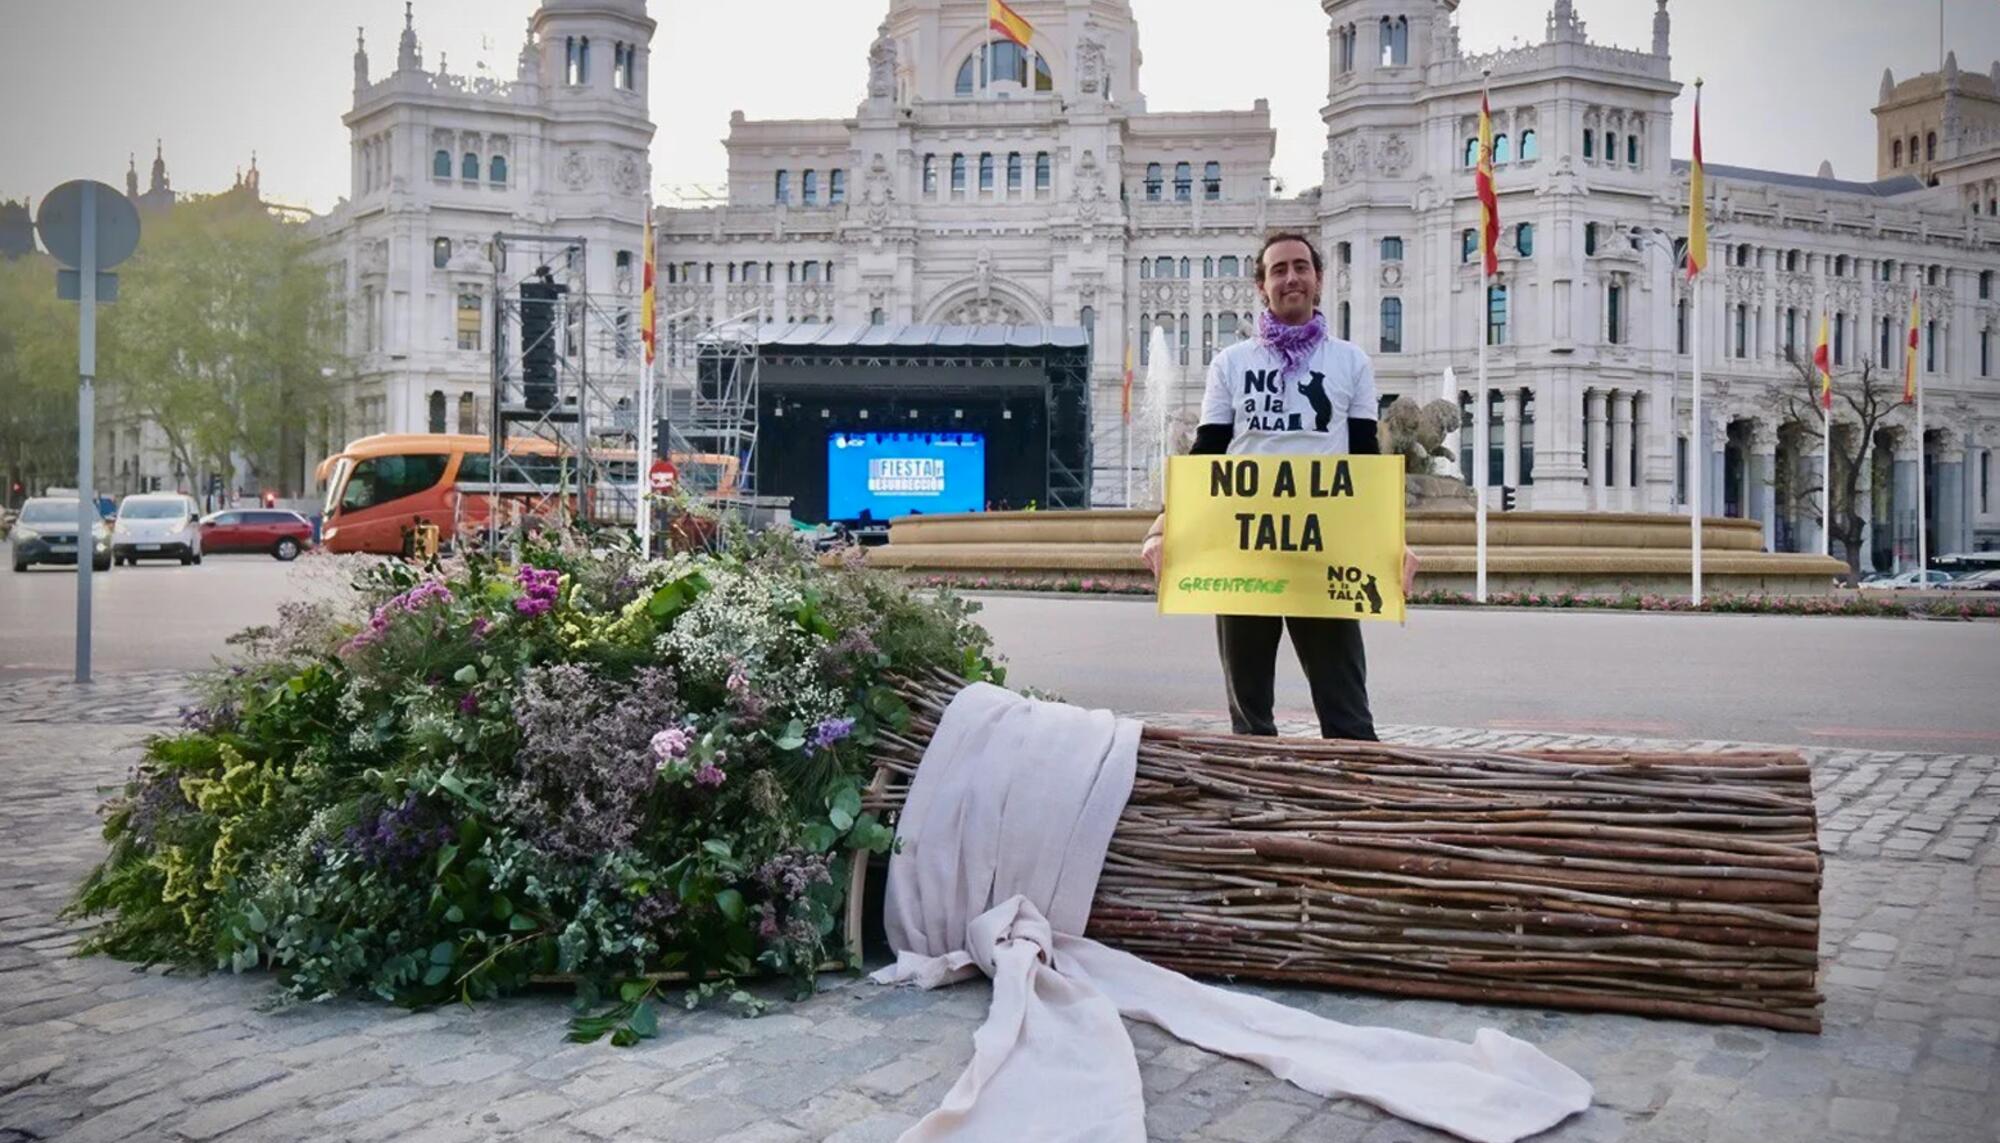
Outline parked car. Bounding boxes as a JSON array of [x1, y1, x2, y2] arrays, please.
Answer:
[[1859, 569, 1955, 590], [9, 497, 112, 572], [113, 493, 204, 566], [200, 508, 315, 560], [1942, 568, 2000, 592]]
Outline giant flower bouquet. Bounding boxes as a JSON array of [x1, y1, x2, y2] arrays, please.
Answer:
[[67, 527, 1000, 1042]]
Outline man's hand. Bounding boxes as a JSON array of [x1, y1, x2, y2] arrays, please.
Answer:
[[1141, 534, 1164, 578], [1401, 546, 1420, 598]]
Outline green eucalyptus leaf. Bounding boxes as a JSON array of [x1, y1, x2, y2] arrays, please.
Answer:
[[714, 888, 745, 923], [627, 999, 659, 1038], [452, 664, 479, 684]]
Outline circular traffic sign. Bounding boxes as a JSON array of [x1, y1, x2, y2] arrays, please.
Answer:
[[648, 459, 678, 494], [36, 180, 141, 270]]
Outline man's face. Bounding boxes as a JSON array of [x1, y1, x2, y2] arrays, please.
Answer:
[[1258, 240, 1320, 325]]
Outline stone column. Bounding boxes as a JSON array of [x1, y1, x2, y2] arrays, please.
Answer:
[[1852, 431, 1874, 573], [1632, 391, 1650, 508], [1750, 421, 1777, 551], [1610, 390, 1634, 497], [1708, 418, 1727, 519], [1892, 432, 1919, 571], [1584, 389, 1607, 499], [1937, 442, 1965, 556], [1502, 389, 1522, 489]]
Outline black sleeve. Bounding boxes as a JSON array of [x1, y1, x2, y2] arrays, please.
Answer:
[[1190, 423, 1235, 456], [1347, 417, 1379, 456]]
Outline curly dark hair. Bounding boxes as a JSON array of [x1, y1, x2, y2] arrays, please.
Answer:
[[1252, 232, 1324, 285]]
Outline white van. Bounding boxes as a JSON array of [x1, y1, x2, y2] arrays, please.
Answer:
[[113, 493, 204, 566]]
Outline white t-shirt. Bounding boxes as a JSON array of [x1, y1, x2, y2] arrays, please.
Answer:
[[1198, 335, 1379, 456]]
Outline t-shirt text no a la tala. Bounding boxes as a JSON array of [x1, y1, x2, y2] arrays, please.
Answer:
[[1198, 336, 1380, 457]]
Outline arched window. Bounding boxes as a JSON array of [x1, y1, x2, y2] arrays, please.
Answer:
[[1881, 259, 1896, 282], [1144, 162, 1162, 201], [1139, 259, 1152, 280], [802, 169, 818, 205], [1607, 282, 1623, 344], [1734, 303, 1748, 357], [433, 149, 451, 179], [923, 154, 937, 195], [741, 261, 758, 284], [1202, 313, 1215, 362], [955, 57, 977, 97], [1035, 152, 1051, 193], [956, 41, 1052, 93], [1604, 133, 1617, 163], [1465, 138, 1479, 168], [1519, 129, 1538, 161], [428, 391, 447, 434], [950, 154, 966, 195], [774, 169, 790, 204], [1909, 135, 1920, 163], [1515, 222, 1534, 257], [1584, 222, 1599, 256], [1493, 134, 1511, 164], [1006, 152, 1022, 193], [1379, 297, 1403, 352], [1786, 249, 1800, 272], [1627, 135, 1639, 166], [1178, 257, 1190, 280], [1339, 24, 1358, 73], [433, 237, 451, 268], [1154, 255, 1173, 279], [1461, 228, 1477, 264], [489, 155, 507, 185], [457, 392, 477, 435], [1219, 255, 1239, 277], [1379, 15, 1408, 66], [1173, 161, 1192, 201], [1487, 285, 1508, 346], [565, 36, 586, 85], [1080, 305, 1095, 348], [1204, 161, 1221, 200], [1203, 256, 1215, 277], [1735, 242, 1751, 267], [803, 261, 821, 283], [1583, 131, 1595, 161], [1834, 254, 1849, 277], [978, 153, 994, 193], [1380, 235, 1404, 261], [1926, 132, 1937, 162], [829, 169, 845, 203], [1338, 301, 1352, 340], [1217, 311, 1238, 349]]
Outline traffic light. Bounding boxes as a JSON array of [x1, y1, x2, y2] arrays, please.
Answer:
[[654, 417, 672, 461], [1501, 486, 1518, 512], [519, 267, 566, 412], [262, 490, 277, 508]]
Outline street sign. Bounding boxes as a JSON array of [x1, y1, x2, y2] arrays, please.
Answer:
[[56, 270, 119, 302], [36, 180, 140, 270], [648, 459, 678, 494]]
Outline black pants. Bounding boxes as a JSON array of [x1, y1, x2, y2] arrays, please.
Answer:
[[1215, 614, 1376, 741]]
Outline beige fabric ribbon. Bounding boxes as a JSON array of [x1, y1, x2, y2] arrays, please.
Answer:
[[872, 683, 1592, 1143]]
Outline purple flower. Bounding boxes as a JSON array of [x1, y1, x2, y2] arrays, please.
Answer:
[[469, 616, 491, 641], [809, 716, 855, 752], [693, 762, 727, 789], [343, 791, 454, 872], [649, 726, 692, 761], [458, 692, 480, 715], [514, 565, 562, 618]]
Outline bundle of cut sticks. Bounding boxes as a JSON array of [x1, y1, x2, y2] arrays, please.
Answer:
[[866, 672, 1822, 1033]]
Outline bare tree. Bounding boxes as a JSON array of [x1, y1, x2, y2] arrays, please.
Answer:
[[1771, 348, 1905, 576]]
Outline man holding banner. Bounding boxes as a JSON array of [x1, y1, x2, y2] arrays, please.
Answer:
[[1140, 234, 1417, 742]]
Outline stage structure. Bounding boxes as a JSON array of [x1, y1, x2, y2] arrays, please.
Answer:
[[481, 232, 645, 543], [752, 324, 1091, 525], [657, 306, 765, 503]]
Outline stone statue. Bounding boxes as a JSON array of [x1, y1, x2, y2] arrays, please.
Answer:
[[1077, 26, 1106, 96], [867, 22, 896, 100], [1382, 395, 1476, 510]]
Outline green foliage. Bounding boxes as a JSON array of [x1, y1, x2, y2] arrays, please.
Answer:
[[66, 527, 997, 1038]]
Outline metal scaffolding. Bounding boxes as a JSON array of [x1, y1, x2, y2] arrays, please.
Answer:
[[480, 232, 644, 545], [657, 306, 763, 502]]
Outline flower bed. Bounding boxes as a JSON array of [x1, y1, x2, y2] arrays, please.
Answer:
[[898, 571, 1998, 619], [67, 528, 1000, 1043]]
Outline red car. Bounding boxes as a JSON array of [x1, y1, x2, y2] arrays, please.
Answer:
[[200, 508, 315, 560]]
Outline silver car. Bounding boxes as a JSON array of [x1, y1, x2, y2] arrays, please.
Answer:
[[113, 493, 204, 566], [9, 497, 113, 572]]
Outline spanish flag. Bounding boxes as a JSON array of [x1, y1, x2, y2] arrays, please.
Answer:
[[1812, 313, 1832, 411], [1686, 80, 1707, 280], [1475, 85, 1498, 279], [640, 207, 656, 366], [1120, 342, 1134, 423], [1903, 288, 1920, 404], [989, 0, 1033, 47]]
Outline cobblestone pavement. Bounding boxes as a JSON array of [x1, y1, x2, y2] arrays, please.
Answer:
[[2, 679, 1997, 1142]]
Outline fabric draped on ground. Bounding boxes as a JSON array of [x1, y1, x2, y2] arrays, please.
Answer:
[[869, 681, 1593, 1143]]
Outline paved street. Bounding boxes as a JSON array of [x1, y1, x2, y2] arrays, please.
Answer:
[[4, 556, 1999, 1142], [5, 554, 1997, 752]]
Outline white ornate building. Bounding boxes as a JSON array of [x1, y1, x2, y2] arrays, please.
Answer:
[[299, 0, 1997, 561], [308, 0, 656, 461]]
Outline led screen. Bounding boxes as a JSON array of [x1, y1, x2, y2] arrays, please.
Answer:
[[826, 431, 986, 521]]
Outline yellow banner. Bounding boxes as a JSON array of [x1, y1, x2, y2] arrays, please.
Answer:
[[1158, 454, 1406, 622]]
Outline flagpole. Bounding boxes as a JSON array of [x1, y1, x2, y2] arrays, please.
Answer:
[[636, 196, 654, 556], [1476, 311, 1489, 602], [1473, 70, 1494, 602], [1916, 355, 1927, 577], [1820, 380, 1831, 559], [1687, 79, 1706, 606]]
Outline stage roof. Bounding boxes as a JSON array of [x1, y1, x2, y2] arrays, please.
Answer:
[[745, 322, 1090, 351]]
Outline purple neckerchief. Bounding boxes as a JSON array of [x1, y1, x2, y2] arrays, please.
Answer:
[[1257, 309, 1327, 382]]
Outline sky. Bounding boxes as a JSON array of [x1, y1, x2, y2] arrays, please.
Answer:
[[3, 0, 1997, 214]]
